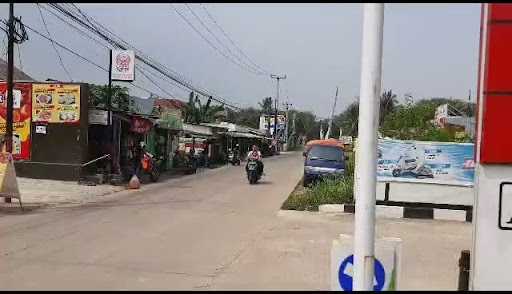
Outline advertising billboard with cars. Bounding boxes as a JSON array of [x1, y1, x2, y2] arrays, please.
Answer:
[[377, 139, 475, 187]]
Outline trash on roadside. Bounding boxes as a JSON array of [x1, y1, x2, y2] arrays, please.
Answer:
[[128, 175, 140, 189]]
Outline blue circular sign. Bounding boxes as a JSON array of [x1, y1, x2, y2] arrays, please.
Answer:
[[338, 254, 386, 291]]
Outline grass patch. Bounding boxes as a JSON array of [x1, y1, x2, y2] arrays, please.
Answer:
[[281, 152, 355, 211]]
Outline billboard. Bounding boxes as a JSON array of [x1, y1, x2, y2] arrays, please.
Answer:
[[32, 84, 80, 124], [111, 50, 135, 81], [377, 139, 475, 187], [259, 114, 285, 135], [0, 83, 32, 160]]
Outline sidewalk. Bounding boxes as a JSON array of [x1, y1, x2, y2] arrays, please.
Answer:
[[0, 164, 231, 210]]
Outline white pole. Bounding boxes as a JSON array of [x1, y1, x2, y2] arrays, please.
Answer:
[[353, 3, 384, 291]]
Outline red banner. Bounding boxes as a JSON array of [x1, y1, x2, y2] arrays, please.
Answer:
[[130, 117, 152, 134], [0, 83, 32, 160]]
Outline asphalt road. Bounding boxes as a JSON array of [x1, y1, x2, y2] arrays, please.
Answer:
[[0, 152, 471, 290], [0, 152, 305, 290]]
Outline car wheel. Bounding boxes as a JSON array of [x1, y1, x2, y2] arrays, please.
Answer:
[[392, 169, 401, 177]]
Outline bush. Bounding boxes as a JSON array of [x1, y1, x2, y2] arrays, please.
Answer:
[[281, 153, 355, 211]]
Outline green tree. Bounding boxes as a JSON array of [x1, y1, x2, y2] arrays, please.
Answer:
[[380, 89, 397, 126], [259, 97, 273, 115], [183, 92, 226, 124], [333, 100, 359, 137], [89, 84, 134, 112]]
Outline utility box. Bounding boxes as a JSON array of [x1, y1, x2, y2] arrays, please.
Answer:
[[471, 3, 512, 290]]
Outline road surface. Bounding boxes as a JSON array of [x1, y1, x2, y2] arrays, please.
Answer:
[[0, 152, 304, 290], [0, 152, 470, 290]]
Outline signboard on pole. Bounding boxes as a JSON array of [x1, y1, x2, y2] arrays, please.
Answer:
[[377, 139, 475, 187], [0, 83, 32, 160], [331, 234, 401, 291], [111, 50, 135, 81], [32, 84, 80, 124]]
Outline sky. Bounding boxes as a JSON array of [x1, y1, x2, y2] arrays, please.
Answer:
[[0, 3, 481, 118]]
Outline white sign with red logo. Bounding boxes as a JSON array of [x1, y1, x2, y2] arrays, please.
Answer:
[[111, 50, 135, 81]]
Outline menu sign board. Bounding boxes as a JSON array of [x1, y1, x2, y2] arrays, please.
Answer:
[[32, 84, 80, 123], [0, 83, 32, 160]]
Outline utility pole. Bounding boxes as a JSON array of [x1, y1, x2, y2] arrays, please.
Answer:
[[283, 101, 292, 151], [6, 3, 14, 155], [271, 74, 286, 151], [4, 3, 14, 203], [353, 3, 384, 291], [326, 86, 340, 139]]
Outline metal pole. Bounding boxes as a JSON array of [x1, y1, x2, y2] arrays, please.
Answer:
[[6, 3, 14, 154], [353, 3, 384, 291], [274, 78, 279, 141], [5, 3, 14, 204], [107, 49, 116, 174], [271, 74, 286, 149]]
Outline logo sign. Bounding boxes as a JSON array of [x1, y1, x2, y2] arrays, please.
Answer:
[[111, 50, 135, 81], [338, 255, 386, 291], [331, 234, 401, 291]]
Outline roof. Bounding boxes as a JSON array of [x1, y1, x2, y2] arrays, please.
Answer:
[[154, 98, 187, 110], [0, 58, 34, 81], [305, 139, 344, 150]]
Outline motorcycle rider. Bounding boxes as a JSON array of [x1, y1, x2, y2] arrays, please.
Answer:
[[246, 145, 263, 176]]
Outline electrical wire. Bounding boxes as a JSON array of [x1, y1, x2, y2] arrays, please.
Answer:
[[36, 4, 73, 82], [173, 4, 262, 76], [184, 4, 265, 75], [48, 3, 241, 110], [38, 4, 191, 102], [199, 4, 270, 75], [3, 19, 162, 97]]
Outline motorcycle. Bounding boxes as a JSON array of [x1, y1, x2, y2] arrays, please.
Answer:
[[141, 151, 160, 182], [228, 150, 241, 166], [246, 159, 261, 184]]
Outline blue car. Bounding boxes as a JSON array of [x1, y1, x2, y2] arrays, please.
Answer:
[[303, 144, 346, 187]]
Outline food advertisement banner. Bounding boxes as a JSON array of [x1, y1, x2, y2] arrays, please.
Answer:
[[32, 84, 80, 123], [0, 83, 32, 160], [377, 139, 475, 187]]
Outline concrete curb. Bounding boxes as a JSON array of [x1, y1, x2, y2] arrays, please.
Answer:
[[318, 204, 470, 222]]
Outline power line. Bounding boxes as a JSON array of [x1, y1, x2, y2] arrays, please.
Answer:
[[184, 4, 265, 75], [36, 4, 73, 82], [48, 3, 241, 110], [5, 19, 161, 97], [135, 65, 177, 98], [39, 4, 194, 103], [172, 4, 262, 76], [199, 4, 270, 75]]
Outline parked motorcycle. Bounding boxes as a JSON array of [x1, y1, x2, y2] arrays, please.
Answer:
[[141, 151, 160, 182], [228, 149, 241, 166], [246, 159, 261, 184]]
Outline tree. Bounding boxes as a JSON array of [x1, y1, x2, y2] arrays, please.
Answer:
[[258, 97, 273, 115], [89, 84, 134, 112], [380, 89, 397, 126], [183, 92, 226, 124], [333, 100, 359, 137]]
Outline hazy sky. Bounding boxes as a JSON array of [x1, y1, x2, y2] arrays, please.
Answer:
[[0, 3, 481, 118]]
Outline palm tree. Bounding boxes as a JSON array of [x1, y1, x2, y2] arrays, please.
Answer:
[[380, 89, 397, 126], [258, 97, 273, 115]]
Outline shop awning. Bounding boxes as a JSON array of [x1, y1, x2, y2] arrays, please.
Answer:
[[225, 131, 264, 139], [183, 123, 213, 137]]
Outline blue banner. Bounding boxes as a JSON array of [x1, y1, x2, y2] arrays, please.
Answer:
[[377, 139, 475, 187]]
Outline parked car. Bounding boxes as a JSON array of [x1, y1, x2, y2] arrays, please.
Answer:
[[303, 140, 346, 187]]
